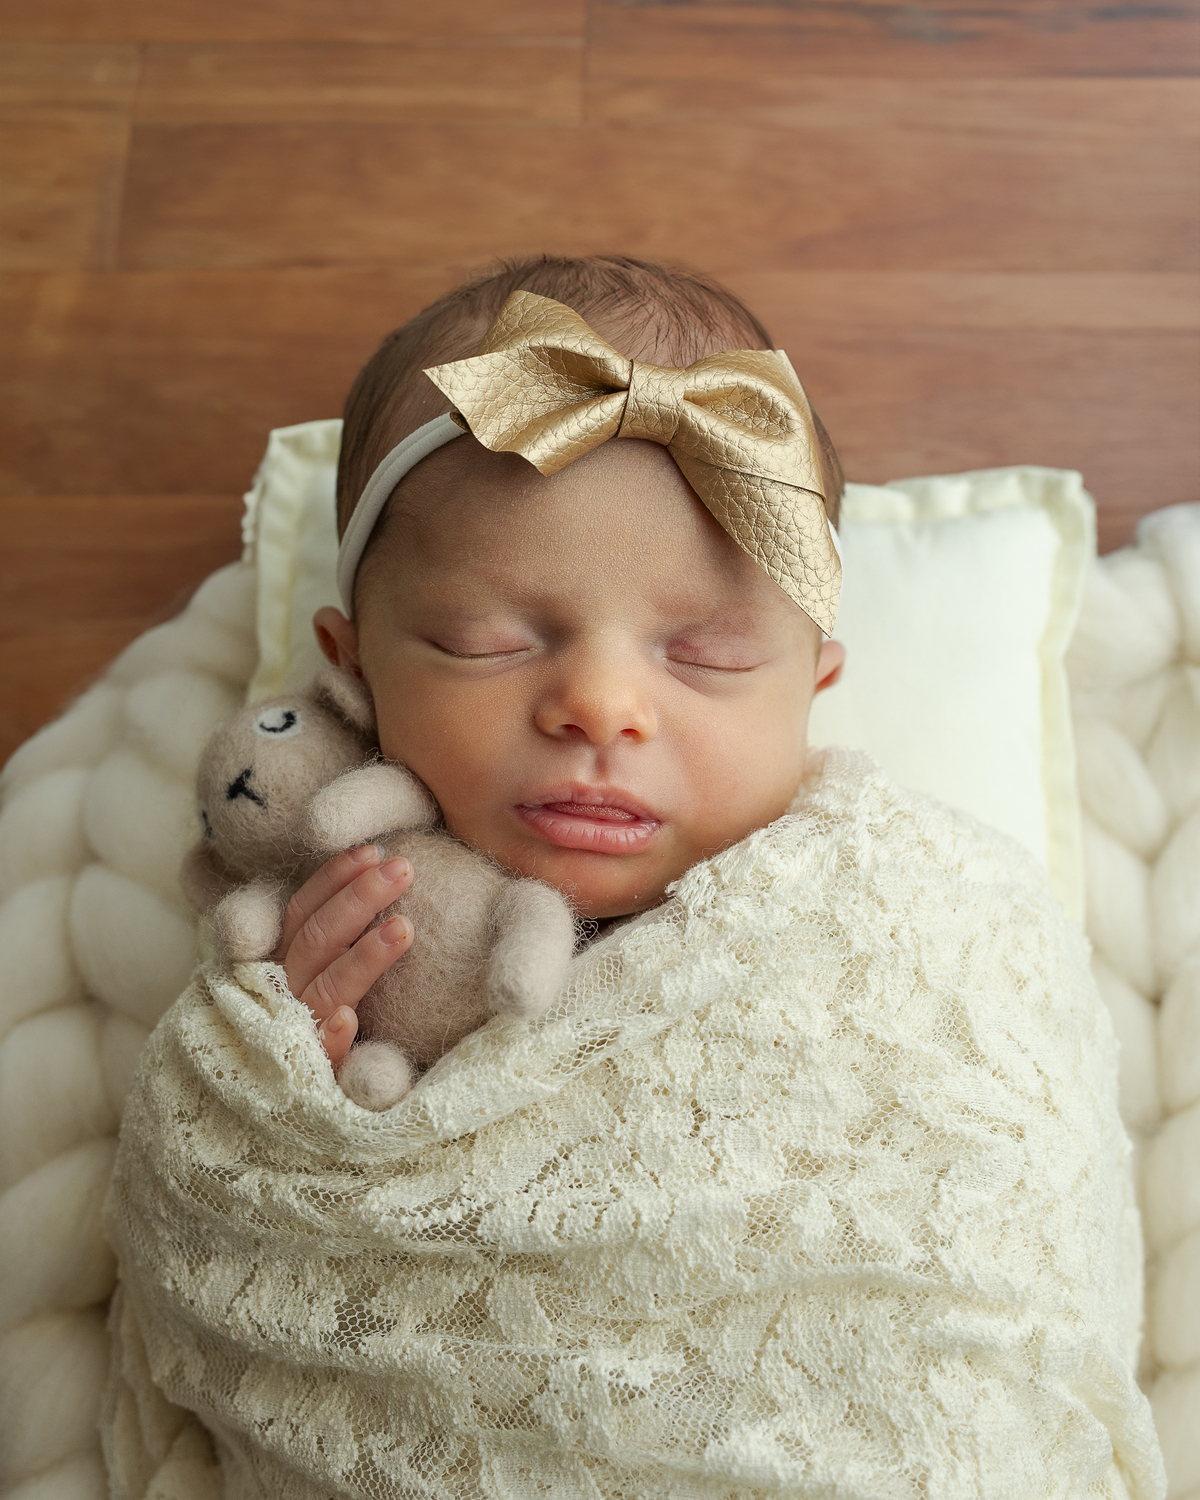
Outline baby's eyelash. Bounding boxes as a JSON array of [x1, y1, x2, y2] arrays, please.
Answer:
[[667, 655, 760, 674], [432, 641, 529, 660]]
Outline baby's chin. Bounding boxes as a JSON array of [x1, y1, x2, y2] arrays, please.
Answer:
[[458, 829, 673, 921], [512, 852, 668, 921], [566, 886, 663, 921]]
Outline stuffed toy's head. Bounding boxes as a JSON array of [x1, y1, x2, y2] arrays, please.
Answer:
[[194, 667, 376, 882]]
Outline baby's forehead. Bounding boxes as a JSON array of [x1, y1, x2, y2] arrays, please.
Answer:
[[370, 438, 805, 637]]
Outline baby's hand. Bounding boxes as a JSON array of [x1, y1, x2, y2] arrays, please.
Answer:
[[274, 845, 413, 1068]]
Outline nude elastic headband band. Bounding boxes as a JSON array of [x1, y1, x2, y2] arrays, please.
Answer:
[[336, 413, 464, 614]]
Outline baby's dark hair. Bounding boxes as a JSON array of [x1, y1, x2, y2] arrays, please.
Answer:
[[336, 253, 843, 535]]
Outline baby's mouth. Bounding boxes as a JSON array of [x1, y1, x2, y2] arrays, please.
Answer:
[[516, 791, 662, 854]]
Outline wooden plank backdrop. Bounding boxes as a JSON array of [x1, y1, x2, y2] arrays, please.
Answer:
[[1, 0, 1198, 765]]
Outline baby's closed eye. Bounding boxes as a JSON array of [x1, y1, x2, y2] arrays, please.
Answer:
[[664, 632, 768, 673], [424, 629, 536, 660]]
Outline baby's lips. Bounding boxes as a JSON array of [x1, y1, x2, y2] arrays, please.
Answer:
[[543, 801, 638, 823], [516, 801, 663, 855], [518, 783, 662, 825]]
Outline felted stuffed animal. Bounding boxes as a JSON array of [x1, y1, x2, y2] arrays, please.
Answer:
[[180, 666, 577, 1110]]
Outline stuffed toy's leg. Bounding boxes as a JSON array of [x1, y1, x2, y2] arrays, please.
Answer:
[[336, 1041, 417, 1112]]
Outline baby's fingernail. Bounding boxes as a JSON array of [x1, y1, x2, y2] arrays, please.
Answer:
[[326, 1009, 348, 1033], [380, 858, 410, 883], [380, 917, 412, 946], [350, 844, 383, 864]]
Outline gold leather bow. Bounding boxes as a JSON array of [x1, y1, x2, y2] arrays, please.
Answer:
[[424, 291, 841, 634]]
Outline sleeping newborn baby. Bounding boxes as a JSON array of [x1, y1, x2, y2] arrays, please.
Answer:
[[105, 255, 1165, 1499], [286, 260, 847, 1072]]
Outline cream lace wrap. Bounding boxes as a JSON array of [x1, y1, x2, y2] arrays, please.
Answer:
[[102, 750, 1164, 1499]]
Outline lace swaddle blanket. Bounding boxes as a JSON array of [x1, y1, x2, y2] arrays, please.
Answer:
[[102, 750, 1165, 1500]]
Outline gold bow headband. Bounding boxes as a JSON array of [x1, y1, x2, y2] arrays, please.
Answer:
[[423, 292, 842, 635], [337, 292, 842, 631]]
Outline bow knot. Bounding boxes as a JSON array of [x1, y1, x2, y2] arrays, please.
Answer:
[[619, 360, 686, 446], [425, 291, 841, 633]]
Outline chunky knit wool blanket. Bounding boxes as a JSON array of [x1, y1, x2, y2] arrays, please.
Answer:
[[101, 748, 1163, 1500]]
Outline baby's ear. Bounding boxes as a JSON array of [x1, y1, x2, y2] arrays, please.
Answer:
[[312, 665, 376, 735]]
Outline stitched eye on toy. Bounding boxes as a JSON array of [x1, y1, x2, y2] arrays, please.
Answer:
[[199, 806, 214, 840], [254, 707, 303, 738]]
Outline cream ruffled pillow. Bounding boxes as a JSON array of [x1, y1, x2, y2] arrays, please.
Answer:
[[242, 420, 1092, 918]]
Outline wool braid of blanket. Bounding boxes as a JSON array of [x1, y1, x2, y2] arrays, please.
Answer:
[[101, 748, 1164, 1500], [0, 507, 1198, 1498], [0, 564, 257, 1500], [1065, 505, 1200, 1499]]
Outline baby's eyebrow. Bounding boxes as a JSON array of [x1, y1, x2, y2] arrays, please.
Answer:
[[665, 610, 767, 639], [404, 577, 778, 642]]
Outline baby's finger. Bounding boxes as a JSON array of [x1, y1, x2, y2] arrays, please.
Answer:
[[300, 916, 414, 1027], [283, 857, 412, 999], [277, 844, 382, 959], [317, 1005, 358, 1067]]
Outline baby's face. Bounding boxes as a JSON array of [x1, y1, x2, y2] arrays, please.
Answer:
[[319, 437, 843, 919]]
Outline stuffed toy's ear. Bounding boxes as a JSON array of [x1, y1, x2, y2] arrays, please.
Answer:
[[313, 665, 376, 735]]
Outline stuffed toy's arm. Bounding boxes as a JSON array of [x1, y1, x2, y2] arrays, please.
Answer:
[[487, 880, 576, 1017], [181, 840, 291, 963], [306, 764, 439, 852], [209, 878, 291, 964]]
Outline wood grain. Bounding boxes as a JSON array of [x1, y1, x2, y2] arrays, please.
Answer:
[[0, 0, 585, 43], [0, 41, 141, 117], [136, 41, 583, 125], [0, 43, 138, 271], [0, 493, 242, 757], [587, 2, 1200, 81], [115, 112, 1197, 273], [2, 0, 1196, 767], [797, 328, 1199, 534], [586, 70, 1200, 134], [732, 271, 1200, 546], [0, 120, 131, 269], [725, 271, 1200, 331], [0, 268, 460, 496]]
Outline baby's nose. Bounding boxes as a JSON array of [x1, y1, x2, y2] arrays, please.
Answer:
[[535, 666, 657, 746]]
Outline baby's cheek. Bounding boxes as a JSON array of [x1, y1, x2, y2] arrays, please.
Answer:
[[681, 720, 806, 841], [414, 763, 517, 866]]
